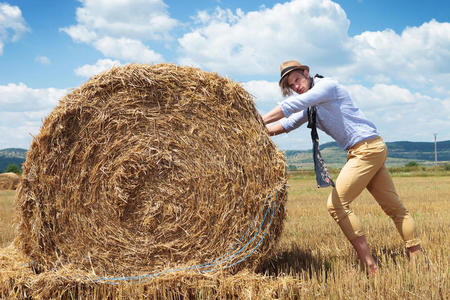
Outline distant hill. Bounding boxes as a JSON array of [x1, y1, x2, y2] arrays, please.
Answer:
[[1, 140, 449, 172], [0, 148, 27, 172], [285, 140, 450, 169]]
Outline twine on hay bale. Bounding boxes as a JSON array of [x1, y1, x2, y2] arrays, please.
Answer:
[[0, 172, 20, 190], [14, 63, 287, 277]]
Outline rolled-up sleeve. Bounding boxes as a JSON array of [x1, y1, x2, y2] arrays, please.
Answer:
[[279, 110, 308, 132], [279, 79, 337, 117]]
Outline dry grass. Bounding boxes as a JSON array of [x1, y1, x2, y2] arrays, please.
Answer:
[[0, 190, 16, 248], [259, 175, 449, 299], [1, 175, 448, 299]]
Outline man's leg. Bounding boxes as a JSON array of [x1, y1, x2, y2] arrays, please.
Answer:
[[327, 148, 385, 272], [366, 165, 422, 256]]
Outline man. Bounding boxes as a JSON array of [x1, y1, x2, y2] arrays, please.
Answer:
[[263, 60, 422, 274]]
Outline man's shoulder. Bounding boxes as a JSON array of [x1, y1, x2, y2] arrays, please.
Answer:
[[314, 77, 339, 89], [316, 76, 338, 83]]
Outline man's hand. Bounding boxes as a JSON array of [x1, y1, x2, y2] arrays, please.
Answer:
[[266, 123, 286, 136]]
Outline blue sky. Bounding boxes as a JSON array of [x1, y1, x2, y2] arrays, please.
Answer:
[[1, 0, 449, 150]]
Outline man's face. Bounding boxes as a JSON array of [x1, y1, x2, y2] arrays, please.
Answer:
[[287, 70, 310, 95]]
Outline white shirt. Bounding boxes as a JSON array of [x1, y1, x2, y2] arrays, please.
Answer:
[[279, 77, 379, 150]]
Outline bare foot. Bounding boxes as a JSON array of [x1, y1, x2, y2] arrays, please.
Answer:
[[359, 260, 378, 276], [407, 245, 430, 270], [408, 244, 422, 255], [407, 245, 423, 263], [368, 264, 378, 275], [351, 236, 378, 275]]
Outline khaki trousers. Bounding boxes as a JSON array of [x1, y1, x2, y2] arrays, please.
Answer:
[[327, 136, 421, 248]]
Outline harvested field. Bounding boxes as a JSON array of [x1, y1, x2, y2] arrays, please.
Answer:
[[0, 175, 448, 299]]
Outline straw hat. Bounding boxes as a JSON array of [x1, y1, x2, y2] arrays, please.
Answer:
[[279, 60, 309, 84]]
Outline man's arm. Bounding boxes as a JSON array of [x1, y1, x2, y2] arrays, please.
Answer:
[[262, 105, 284, 125], [280, 79, 336, 118], [265, 110, 307, 136]]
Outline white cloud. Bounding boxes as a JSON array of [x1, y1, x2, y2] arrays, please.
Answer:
[[178, 0, 351, 75], [345, 83, 450, 142], [94, 37, 163, 63], [0, 3, 29, 54], [0, 83, 68, 149], [0, 122, 41, 149], [242, 80, 282, 112], [62, 0, 177, 41], [338, 20, 450, 93], [75, 58, 121, 78], [0, 110, 53, 149], [346, 83, 417, 109], [60, 0, 177, 62], [0, 82, 67, 112], [35, 55, 51, 64], [61, 24, 97, 43]]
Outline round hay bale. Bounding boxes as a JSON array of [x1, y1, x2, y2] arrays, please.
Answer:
[[0, 172, 20, 190], [15, 64, 286, 276]]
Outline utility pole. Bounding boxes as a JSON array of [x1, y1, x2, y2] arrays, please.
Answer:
[[434, 133, 437, 166]]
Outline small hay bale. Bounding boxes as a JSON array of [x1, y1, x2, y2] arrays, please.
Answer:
[[0, 172, 20, 190], [15, 63, 286, 276]]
